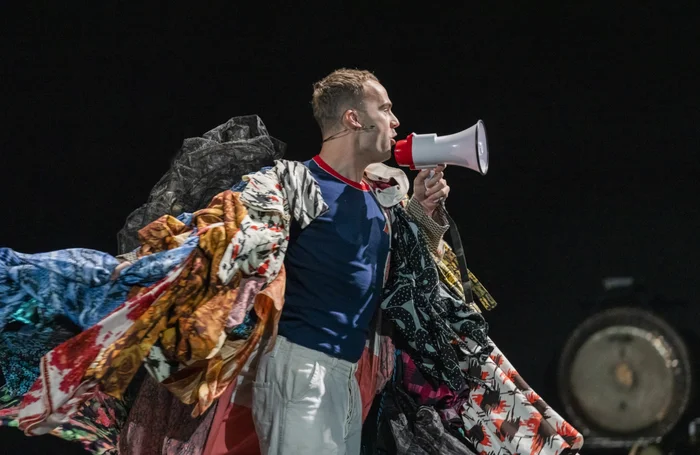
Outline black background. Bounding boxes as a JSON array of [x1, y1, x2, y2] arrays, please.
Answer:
[[1, 3, 699, 453]]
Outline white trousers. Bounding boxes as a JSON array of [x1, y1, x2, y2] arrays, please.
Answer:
[[252, 335, 362, 455]]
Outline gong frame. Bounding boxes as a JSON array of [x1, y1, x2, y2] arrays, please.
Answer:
[[557, 307, 693, 448]]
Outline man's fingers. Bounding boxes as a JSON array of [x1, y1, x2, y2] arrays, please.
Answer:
[[428, 185, 450, 202], [416, 165, 446, 184], [425, 179, 447, 197], [414, 169, 431, 184], [423, 173, 444, 193]]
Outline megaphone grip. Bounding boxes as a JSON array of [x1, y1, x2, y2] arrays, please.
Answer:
[[425, 169, 435, 190]]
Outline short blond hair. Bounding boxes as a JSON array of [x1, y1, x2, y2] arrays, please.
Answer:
[[311, 68, 379, 134]]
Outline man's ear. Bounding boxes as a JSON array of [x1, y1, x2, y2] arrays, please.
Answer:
[[342, 109, 363, 131]]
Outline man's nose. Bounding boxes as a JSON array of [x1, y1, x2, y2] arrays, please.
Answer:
[[390, 114, 400, 129]]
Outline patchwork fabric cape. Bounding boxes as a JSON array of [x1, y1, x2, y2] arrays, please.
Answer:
[[0, 117, 583, 455]]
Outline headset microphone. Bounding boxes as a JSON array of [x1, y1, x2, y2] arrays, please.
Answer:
[[322, 125, 375, 143]]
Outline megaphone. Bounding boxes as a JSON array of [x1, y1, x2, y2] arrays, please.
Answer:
[[394, 120, 489, 175]]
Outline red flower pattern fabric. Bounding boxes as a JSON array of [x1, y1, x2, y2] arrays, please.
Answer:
[[462, 342, 584, 455]]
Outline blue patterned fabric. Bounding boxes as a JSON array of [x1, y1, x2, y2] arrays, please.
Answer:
[[0, 172, 265, 391], [0, 236, 199, 398], [0, 237, 199, 333], [0, 321, 77, 395]]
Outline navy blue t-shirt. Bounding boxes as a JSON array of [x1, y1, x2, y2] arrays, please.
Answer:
[[277, 156, 391, 362]]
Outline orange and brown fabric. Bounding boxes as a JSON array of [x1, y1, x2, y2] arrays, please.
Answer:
[[86, 190, 285, 417]]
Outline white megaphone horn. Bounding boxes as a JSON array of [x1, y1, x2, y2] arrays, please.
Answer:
[[394, 120, 489, 175]]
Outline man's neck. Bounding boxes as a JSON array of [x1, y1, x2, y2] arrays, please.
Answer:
[[318, 144, 368, 183]]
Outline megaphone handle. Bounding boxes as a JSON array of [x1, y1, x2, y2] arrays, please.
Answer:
[[425, 170, 444, 202], [444, 210, 475, 305], [425, 167, 445, 191], [425, 169, 435, 189]]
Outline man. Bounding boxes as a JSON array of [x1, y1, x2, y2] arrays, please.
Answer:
[[0, 66, 583, 455], [0, 69, 583, 455], [251, 69, 450, 454]]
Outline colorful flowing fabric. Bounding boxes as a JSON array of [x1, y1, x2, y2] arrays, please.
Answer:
[[117, 375, 217, 455], [0, 294, 143, 454], [0, 312, 78, 396], [89, 191, 251, 401], [0, 232, 198, 445], [1, 150, 584, 455], [461, 343, 583, 455], [117, 115, 286, 255], [401, 351, 470, 425], [398, 340, 585, 455], [380, 207, 491, 391], [218, 160, 328, 285], [2, 160, 327, 438], [1, 385, 130, 455], [374, 206, 584, 454], [0, 245, 192, 333], [157, 267, 286, 416], [385, 239, 584, 455], [370, 350, 476, 455], [16, 259, 188, 435]]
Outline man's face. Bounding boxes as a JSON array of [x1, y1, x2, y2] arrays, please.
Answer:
[[356, 80, 400, 163]]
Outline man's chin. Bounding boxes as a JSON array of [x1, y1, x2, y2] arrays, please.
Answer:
[[376, 150, 392, 163], [364, 149, 392, 165]]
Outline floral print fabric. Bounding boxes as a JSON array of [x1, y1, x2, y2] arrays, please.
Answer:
[[1, 160, 327, 442]]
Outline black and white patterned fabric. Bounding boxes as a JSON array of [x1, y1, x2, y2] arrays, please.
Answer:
[[218, 159, 328, 285], [380, 207, 492, 391]]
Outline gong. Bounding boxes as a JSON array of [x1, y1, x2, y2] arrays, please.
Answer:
[[558, 307, 693, 447]]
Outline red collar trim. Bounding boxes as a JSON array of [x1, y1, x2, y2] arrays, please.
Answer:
[[312, 155, 370, 191]]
